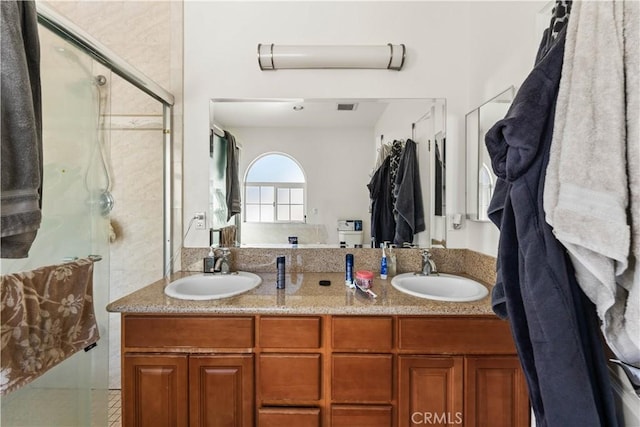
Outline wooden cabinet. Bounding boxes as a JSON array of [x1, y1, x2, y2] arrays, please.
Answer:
[[189, 355, 254, 427], [257, 316, 323, 424], [123, 316, 254, 427], [123, 354, 189, 427], [397, 354, 529, 427], [121, 314, 528, 427], [258, 408, 321, 427], [331, 316, 393, 352], [464, 356, 530, 427], [259, 316, 321, 349], [331, 405, 393, 427], [398, 356, 464, 427], [259, 353, 322, 403], [332, 354, 393, 403], [396, 318, 529, 427], [330, 317, 395, 425]]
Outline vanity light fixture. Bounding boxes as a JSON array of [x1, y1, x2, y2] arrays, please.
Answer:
[[257, 44, 406, 71]]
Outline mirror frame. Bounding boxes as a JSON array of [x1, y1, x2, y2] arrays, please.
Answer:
[[465, 86, 515, 222]]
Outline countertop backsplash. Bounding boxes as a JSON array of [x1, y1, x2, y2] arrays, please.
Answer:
[[181, 247, 496, 286]]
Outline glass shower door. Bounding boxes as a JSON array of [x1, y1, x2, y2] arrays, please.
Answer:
[[0, 25, 110, 426]]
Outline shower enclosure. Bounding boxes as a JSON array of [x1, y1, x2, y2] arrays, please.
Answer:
[[0, 4, 174, 425]]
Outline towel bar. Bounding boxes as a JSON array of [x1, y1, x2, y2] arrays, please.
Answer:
[[63, 255, 103, 263]]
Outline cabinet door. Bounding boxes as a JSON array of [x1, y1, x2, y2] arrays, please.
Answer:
[[123, 354, 188, 427], [465, 356, 529, 427], [398, 356, 463, 427], [189, 354, 254, 427]]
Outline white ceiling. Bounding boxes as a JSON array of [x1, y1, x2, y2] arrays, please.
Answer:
[[211, 99, 394, 129]]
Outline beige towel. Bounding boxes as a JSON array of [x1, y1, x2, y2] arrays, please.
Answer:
[[544, 0, 640, 364], [1, 258, 100, 395]]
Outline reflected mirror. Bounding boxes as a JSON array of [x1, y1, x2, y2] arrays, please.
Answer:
[[210, 98, 446, 248], [465, 87, 515, 222]]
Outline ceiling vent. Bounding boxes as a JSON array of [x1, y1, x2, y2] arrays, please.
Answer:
[[337, 103, 358, 111]]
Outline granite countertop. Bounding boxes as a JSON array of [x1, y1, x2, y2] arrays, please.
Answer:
[[106, 271, 495, 316]]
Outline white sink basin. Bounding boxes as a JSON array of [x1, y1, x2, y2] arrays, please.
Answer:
[[164, 272, 262, 300], [391, 273, 488, 302]]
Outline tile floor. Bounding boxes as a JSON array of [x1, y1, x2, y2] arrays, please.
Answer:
[[108, 390, 122, 426]]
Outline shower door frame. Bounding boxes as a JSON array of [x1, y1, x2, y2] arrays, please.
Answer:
[[36, 2, 176, 275]]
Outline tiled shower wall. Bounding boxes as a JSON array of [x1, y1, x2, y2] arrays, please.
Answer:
[[49, 1, 183, 388]]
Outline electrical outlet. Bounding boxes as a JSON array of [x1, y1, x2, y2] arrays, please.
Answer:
[[194, 212, 206, 230]]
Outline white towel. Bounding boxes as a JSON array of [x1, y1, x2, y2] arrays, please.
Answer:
[[544, 0, 640, 365]]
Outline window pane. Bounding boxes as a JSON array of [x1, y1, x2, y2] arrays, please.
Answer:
[[246, 205, 260, 222], [277, 188, 290, 204], [246, 186, 260, 203], [261, 205, 274, 222], [246, 154, 305, 183], [277, 205, 290, 221], [261, 186, 274, 204], [291, 188, 304, 204], [291, 205, 304, 221]]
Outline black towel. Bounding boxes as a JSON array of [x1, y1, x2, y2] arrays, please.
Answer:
[[224, 131, 241, 221], [393, 139, 425, 245]]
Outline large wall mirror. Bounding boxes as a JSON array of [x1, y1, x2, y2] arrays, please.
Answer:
[[209, 98, 446, 248], [465, 87, 515, 222]]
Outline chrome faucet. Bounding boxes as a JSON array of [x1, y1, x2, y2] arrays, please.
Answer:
[[417, 249, 438, 276]]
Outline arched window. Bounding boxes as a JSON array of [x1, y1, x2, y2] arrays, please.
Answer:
[[244, 153, 306, 223]]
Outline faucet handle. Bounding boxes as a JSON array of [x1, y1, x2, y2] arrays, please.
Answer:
[[421, 249, 433, 260]]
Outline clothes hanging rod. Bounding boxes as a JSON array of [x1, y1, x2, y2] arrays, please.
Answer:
[[36, 2, 174, 106]]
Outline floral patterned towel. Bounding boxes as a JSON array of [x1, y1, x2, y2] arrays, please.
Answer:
[[1, 258, 100, 395]]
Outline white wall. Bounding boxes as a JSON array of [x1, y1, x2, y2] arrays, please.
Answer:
[[230, 126, 374, 245], [462, 1, 548, 255], [184, 1, 548, 256]]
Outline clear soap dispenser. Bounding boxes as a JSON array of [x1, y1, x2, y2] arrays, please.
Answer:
[[387, 243, 397, 277], [203, 246, 216, 273], [219, 248, 231, 274]]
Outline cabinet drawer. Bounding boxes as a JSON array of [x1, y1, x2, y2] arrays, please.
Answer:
[[124, 316, 254, 349], [259, 316, 321, 349], [332, 354, 393, 403], [398, 317, 516, 354], [258, 408, 320, 427], [332, 316, 393, 351], [331, 405, 393, 427], [259, 354, 322, 403]]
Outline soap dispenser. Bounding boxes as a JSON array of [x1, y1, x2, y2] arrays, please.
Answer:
[[219, 248, 231, 274], [203, 246, 216, 273], [387, 243, 397, 277]]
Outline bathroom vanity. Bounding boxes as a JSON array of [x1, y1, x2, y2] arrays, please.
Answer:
[[109, 270, 530, 427]]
